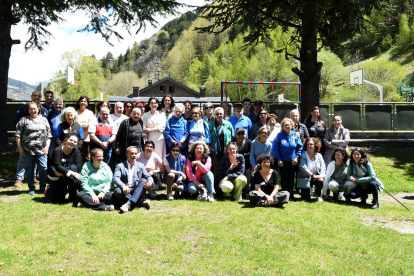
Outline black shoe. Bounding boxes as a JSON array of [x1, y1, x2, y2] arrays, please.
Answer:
[[344, 194, 351, 203], [361, 195, 367, 205], [372, 199, 379, 209]]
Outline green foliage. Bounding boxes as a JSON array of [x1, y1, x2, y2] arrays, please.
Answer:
[[50, 49, 105, 101], [396, 13, 411, 46], [156, 31, 169, 50], [380, 34, 393, 50], [103, 71, 140, 97], [318, 50, 344, 99]]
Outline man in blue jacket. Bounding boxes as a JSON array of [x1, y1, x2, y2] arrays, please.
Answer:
[[112, 146, 153, 212]]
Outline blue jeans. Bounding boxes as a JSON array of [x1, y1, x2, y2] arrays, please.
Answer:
[[16, 153, 37, 180], [113, 180, 147, 205], [188, 171, 215, 194], [24, 154, 47, 191]]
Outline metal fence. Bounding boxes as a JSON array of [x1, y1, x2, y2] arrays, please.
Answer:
[[6, 101, 414, 132]]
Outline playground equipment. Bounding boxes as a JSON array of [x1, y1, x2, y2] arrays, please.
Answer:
[[350, 68, 384, 102], [397, 85, 414, 102], [40, 65, 75, 96]]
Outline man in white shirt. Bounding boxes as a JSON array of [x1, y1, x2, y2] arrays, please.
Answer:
[[113, 146, 153, 212], [110, 102, 129, 169]]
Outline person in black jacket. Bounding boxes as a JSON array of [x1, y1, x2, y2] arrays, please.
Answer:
[[55, 107, 84, 150], [116, 108, 144, 163], [45, 135, 82, 203], [304, 106, 327, 155], [231, 127, 252, 198]]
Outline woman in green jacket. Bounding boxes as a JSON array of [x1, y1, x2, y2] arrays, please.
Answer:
[[76, 148, 114, 211], [345, 147, 384, 209], [208, 107, 235, 181]]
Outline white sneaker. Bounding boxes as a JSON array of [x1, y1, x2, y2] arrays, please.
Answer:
[[105, 204, 115, 211], [198, 188, 208, 202], [207, 193, 214, 203], [318, 196, 323, 202], [167, 192, 174, 201], [337, 192, 344, 200], [77, 202, 82, 208], [142, 200, 151, 210]]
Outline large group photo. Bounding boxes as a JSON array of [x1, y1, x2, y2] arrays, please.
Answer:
[[2, 0, 414, 274]]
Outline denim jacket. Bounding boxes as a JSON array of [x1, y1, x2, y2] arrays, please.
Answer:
[[298, 151, 326, 178]]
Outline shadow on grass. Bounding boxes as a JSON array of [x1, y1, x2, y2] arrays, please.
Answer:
[[369, 148, 414, 178], [0, 189, 33, 196], [325, 198, 374, 209]]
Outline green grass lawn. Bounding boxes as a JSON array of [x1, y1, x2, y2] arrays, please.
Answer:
[[1, 147, 414, 275]]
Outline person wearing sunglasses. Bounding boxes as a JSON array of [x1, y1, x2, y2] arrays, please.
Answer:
[[123, 101, 134, 117], [249, 110, 268, 140], [188, 107, 211, 148], [249, 125, 272, 172], [202, 102, 215, 124], [163, 142, 187, 200], [208, 107, 235, 195], [231, 127, 252, 197]]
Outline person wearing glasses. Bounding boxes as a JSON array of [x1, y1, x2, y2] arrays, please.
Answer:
[[231, 127, 252, 197], [217, 142, 247, 201], [163, 142, 188, 200], [208, 107, 235, 193], [123, 101, 134, 118], [142, 97, 167, 159], [160, 95, 175, 120], [188, 107, 211, 148], [164, 103, 189, 155], [273, 118, 303, 201], [202, 102, 215, 124], [249, 109, 268, 140], [249, 126, 272, 168]]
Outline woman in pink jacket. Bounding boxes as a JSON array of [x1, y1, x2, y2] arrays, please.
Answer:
[[186, 141, 215, 202]]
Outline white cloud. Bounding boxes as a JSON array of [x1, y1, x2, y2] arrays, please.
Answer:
[[8, 0, 205, 86]]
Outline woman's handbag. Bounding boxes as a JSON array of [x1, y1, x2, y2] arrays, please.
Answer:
[[296, 177, 311, 189]]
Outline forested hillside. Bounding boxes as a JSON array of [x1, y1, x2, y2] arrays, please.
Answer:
[[49, 1, 414, 102]]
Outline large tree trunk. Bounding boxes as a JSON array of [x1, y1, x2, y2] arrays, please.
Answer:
[[292, 10, 322, 122], [0, 4, 20, 151]]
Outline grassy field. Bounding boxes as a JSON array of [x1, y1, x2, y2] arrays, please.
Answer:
[[1, 147, 414, 275]]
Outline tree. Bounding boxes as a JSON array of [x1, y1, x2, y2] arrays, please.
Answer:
[[195, 0, 382, 118], [396, 13, 410, 46], [0, 0, 180, 150]]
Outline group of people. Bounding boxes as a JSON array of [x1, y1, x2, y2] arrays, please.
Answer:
[[14, 91, 384, 212]]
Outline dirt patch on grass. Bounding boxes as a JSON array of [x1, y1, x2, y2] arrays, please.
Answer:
[[0, 195, 22, 203], [360, 216, 414, 234], [379, 192, 414, 204]]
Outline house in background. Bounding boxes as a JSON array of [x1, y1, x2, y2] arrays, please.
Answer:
[[108, 77, 225, 105]]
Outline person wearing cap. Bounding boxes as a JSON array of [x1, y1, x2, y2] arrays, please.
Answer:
[[247, 100, 264, 125], [232, 127, 252, 196], [228, 102, 252, 134], [208, 107, 235, 196]]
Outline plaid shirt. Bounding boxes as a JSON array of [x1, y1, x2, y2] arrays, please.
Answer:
[[217, 154, 245, 181]]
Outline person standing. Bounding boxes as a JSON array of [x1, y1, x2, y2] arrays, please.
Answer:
[[161, 95, 175, 120], [41, 91, 54, 113], [305, 106, 327, 155], [249, 109, 268, 140], [15, 102, 52, 194], [242, 98, 251, 116], [109, 102, 129, 171], [247, 100, 264, 125], [116, 108, 144, 163], [228, 102, 252, 133], [249, 126, 272, 168], [183, 100, 193, 122], [123, 101, 134, 118], [142, 97, 167, 159], [202, 102, 215, 124], [55, 107, 84, 150], [14, 90, 48, 187], [290, 109, 309, 143], [273, 118, 303, 201], [76, 96, 95, 163], [323, 115, 350, 167], [47, 98, 63, 159], [164, 104, 189, 154], [89, 107, 117, 165]]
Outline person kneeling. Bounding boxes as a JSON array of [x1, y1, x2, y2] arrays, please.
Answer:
[[112, 146, 152, 212], [249, 154, 289, 207], [46, 135, 82, 203], [217, 142, 247, 201], [77, 148, 114, 211]]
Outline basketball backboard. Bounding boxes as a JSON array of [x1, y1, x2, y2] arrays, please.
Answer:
[[67, 65, 74, 85], [350, 68, 364, 87]]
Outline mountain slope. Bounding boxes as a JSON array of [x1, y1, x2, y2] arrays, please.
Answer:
[[7, 78, 37, 100]]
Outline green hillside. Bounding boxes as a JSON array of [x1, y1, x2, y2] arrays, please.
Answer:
[[49, 2, 414, 102]]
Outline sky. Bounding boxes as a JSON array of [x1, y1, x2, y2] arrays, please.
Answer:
[[8, 0, 205, 86]]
